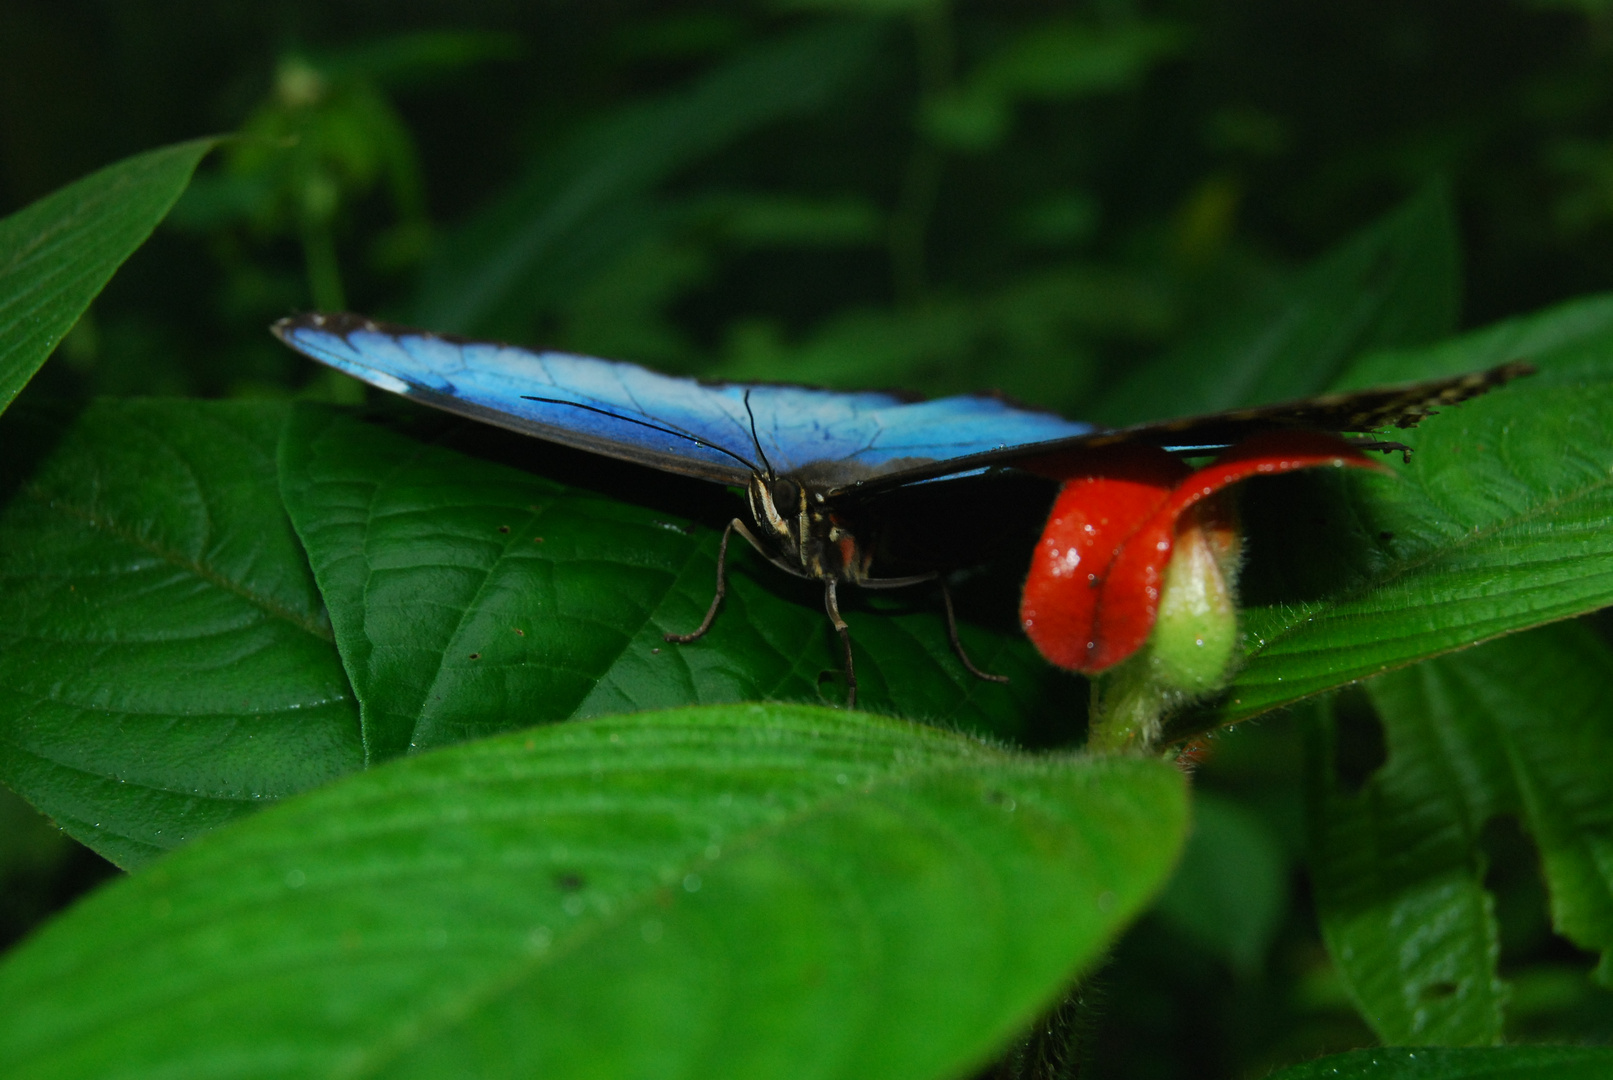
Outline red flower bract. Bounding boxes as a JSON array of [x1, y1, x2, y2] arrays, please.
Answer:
[[1019, 430, 1388, 675]]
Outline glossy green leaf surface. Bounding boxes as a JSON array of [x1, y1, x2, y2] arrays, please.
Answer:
[[279, 405, 1071, 763], [0, 401, 362, 869], [1178, 296, 1613, 733], [1265, 1046, 1613, 1080], [1095, 185, 1459, 424], [0, 138, 216, 414], [1310, 623, 1613, 1045], [0, 703, 1188, 1080]]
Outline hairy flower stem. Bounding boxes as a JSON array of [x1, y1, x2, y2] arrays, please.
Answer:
[[1086, 654, 1172, 753]]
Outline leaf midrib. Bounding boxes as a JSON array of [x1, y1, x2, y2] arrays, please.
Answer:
[[22, 486, 334, 644], [337, 736, 1053, 1079]]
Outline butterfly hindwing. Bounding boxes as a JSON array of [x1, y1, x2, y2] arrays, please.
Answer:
[[826, 361, 1536, 495]]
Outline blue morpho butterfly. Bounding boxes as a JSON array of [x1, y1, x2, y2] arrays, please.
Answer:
[[273, 313, 1532, 706]]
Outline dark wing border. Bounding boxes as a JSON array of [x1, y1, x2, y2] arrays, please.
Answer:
[[826, 361, 1536, 498]]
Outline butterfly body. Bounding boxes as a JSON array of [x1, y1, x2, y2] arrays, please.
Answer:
[[745, 474, 869, 586], [272, 312, 1532, 705]]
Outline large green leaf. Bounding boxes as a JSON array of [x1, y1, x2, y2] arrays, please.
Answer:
[[1176, 295, 1613, 734], [0, 400, 362, 869], [415, 21, 878, 336], [1094, 185, 1460, 424], [1265, 1046, 1613, 1080], [0, 138, 216, 414], [1309, 623, 1613, 1045], [278, 405, 1070, 763], [0, 703, 1187, 1080]]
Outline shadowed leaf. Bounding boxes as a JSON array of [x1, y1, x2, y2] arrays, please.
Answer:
[[1309, 623, 1613, 1045]]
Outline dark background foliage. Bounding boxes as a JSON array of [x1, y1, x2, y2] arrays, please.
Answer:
[[4, 1, 1613, 1075]]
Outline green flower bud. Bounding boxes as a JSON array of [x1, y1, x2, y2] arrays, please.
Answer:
[[1149, 500, 1241, 695]]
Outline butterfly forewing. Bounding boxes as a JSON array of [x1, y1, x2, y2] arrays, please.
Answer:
[[273, 313, 1096, 489]]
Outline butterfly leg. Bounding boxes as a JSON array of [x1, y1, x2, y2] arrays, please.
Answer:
[[860, 572, 1010, 687], [665, 518, 744, 644], [939, 579, 1010, 685], [824, 579, 857, 709]]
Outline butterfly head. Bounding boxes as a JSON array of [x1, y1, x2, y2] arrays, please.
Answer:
[[745, 472, 869, 583]]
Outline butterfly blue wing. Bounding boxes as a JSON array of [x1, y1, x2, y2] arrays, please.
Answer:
[[272, 314, 1096, 487], [749, 390, 1094, 487]]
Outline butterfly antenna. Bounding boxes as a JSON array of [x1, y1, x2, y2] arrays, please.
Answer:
[[742, 390, 774, 480], [520, 396, 760, 473]]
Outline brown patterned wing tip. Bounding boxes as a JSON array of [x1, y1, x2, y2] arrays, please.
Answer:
[[1113, 360, 1537, 448], [1291, 359, 1537, 432]]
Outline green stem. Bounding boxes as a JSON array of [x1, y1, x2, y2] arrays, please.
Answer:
[[1086, 654, 1171, 754], [300, 219, 346, 313], [982, 967, 1109, 1079]]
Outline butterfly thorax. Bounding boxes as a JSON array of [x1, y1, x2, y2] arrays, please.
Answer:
[[746, 473, 873, 584]]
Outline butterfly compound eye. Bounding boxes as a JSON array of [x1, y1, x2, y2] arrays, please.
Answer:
[[772, 479, 801, 516]]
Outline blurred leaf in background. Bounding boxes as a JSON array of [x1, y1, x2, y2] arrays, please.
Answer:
[[164, 32, 517, 397], [922, 19, 1186, 153], [415, 20, 881, 341]]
